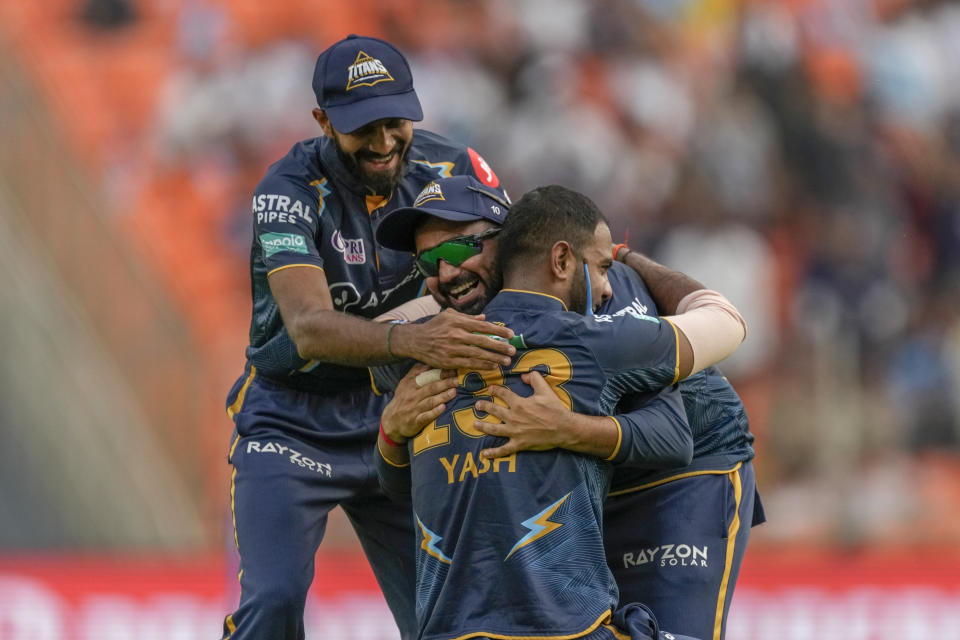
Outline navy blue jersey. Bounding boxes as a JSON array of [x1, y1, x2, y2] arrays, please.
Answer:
[[244, 130, 497, 392], [379, 289, 681, 640], [601, 262, 756, 492]]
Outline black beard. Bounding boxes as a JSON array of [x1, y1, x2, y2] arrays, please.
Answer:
[[452, 295, 486, 316], [438, 274, 487, 315], [437, 269, 502, 316], [335, 142, 409, 195], [568, 264, 589, 315]]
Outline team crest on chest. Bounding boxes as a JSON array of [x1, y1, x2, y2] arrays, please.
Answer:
[[331, 230, 366, 264], [346, 51, 394, 90]]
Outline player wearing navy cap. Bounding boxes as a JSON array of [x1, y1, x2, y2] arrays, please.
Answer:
[[376, 183, 745, 640], [375, 176, 764, 640], [222, 35, 512, 640]]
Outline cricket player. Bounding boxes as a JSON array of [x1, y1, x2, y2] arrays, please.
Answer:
[[222, 35, 514, 640]]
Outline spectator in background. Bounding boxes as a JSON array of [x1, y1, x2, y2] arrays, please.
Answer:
[[79, 0, 137, 30]]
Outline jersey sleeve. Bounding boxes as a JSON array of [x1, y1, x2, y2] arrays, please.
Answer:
[[376, 441, 412, 503], [584, 312, 681, 402], [368, 315, 435, 395], [252, 172, 326, 275], [369, 357, 417, 395], [608, 386, 693, 468]]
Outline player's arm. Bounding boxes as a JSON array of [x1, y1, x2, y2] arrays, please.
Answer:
[[368, 296, 445, 394], [376, 427, 412, 502], [610, 387, 693, 468], [474, 373, 692, 466], [666, 288, 746, 380], [605, 248, 745, 379], [380, 364, 458, 444], [598, 287, 744, 385], [471, 263, 740, 460], [471, 292, 742, 459], [375, 365, 453, 501], [269, 267, 515, 369]]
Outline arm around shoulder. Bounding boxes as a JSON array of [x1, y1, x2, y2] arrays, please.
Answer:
[[612, 247, 745, 379], [376, 430, 412, 503], [270, 267, 517, 370], [609, 386, 693, 469], [269, 265, 400, 366], [617, 248, 705, 314]]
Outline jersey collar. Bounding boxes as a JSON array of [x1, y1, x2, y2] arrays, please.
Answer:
[[486, 289, 568, 312]]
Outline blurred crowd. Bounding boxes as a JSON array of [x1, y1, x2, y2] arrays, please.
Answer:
[[15, 0, 960, 545]]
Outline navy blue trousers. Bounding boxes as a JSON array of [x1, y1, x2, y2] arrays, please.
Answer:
[[222, 370, 417, 640]]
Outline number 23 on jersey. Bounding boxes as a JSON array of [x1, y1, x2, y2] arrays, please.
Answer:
[[412, 349, 574, 484]]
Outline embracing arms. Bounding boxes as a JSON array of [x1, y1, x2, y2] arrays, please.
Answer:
[[268, 266, 515, 370], [471, 251, 744, 463], [374, 251, 743, 468]]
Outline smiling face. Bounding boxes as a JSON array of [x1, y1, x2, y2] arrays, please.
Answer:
[[414, 217, 502, 315], [314, 111, 414, 194]]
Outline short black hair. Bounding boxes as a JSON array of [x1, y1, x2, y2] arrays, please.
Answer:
[[498, 185, 608, 279]]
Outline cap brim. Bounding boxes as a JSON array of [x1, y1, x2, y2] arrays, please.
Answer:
[[376, 205, 489, 253], [325, 90, 423, 134]]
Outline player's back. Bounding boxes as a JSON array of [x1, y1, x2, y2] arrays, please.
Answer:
[[406, 289, 680, 640], [410, 293, 613, 640]]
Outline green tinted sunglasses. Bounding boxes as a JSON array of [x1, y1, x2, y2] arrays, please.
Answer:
[[415, 227, 501, 277]]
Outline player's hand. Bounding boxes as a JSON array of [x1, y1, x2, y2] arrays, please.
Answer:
[[381, 364, 458, 443], [392, 308, 515, 370], [473, 372, 571, 458]]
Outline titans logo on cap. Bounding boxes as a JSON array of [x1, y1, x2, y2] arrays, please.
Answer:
[[346, 51, 395, 91], [414, 181, 445, 207]]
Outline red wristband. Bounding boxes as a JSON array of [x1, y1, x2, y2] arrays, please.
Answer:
[[379, 420, 402, 447], [612, 243, 629, 261]]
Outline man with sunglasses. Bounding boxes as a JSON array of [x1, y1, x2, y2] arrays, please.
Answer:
[[374, 176, 763, 640], [222, 35, 515, 640], [376, 182, 746, 640], [416, 226, 501, 282]]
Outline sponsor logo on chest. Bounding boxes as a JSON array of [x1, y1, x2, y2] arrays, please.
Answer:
[[331, 230, 366, 264]]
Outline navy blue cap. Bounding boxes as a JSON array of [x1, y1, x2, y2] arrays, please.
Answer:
[[313, 34, 423, 133], [376, 175, 511, 252]]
